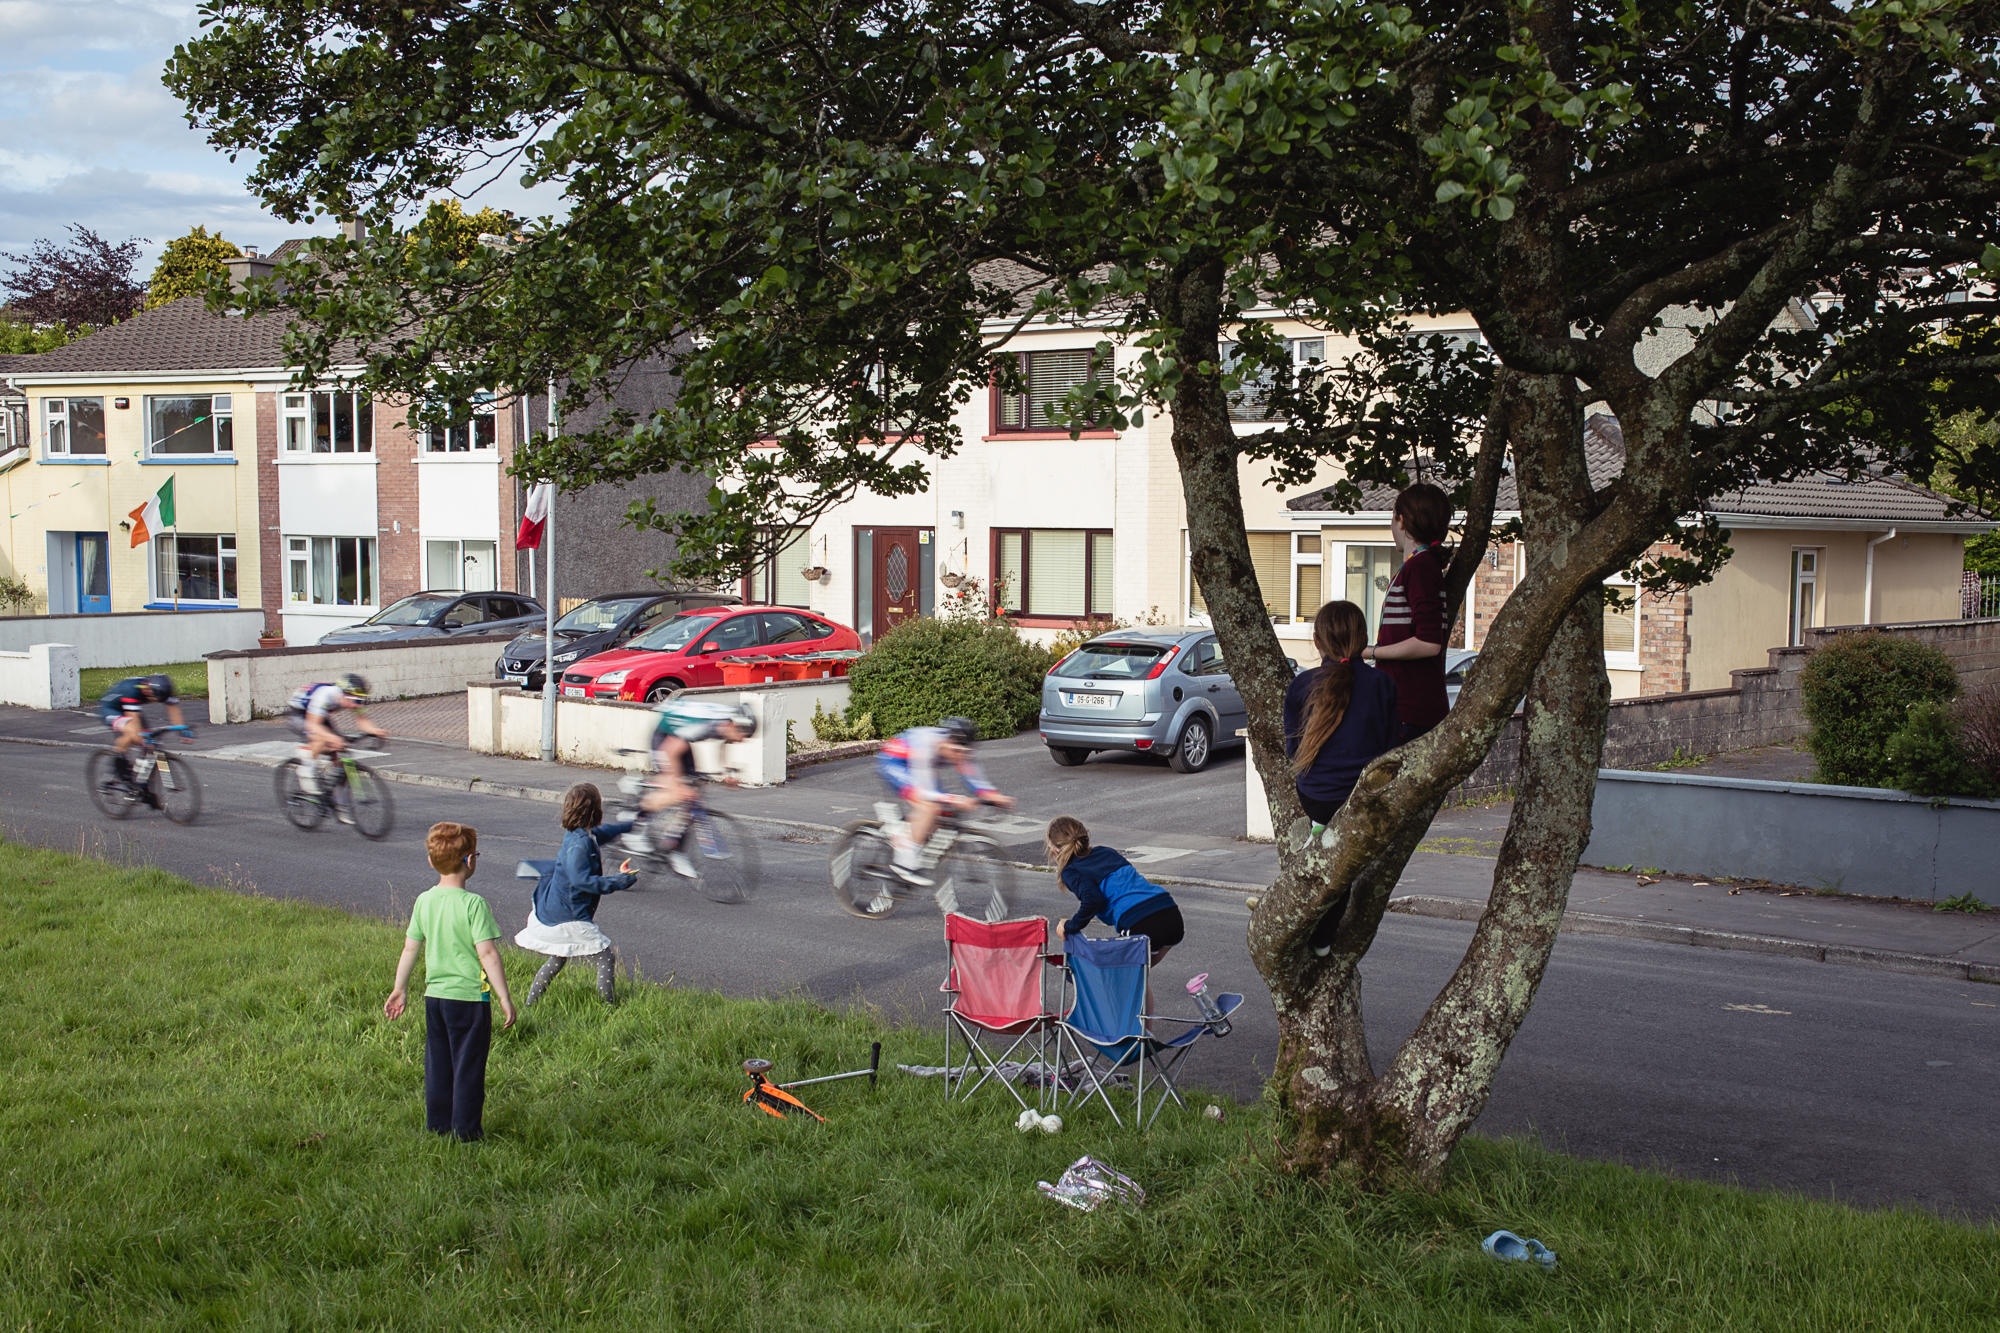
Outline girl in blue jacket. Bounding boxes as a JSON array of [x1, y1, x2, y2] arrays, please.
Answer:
[[517, 783, 640, 1006], [1046, 816, 1183, 962]]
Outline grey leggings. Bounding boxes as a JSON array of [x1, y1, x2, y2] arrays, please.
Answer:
[[526, 948, 617, 1005]]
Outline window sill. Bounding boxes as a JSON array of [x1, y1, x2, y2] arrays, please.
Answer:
[[283, 603, 381, 615], [39, 456, 110, 465], [414, 452, 500, 462], [1604, 656, 1642, 671], [146, 600, 238, 610], [983, 430, 1118, 441], [142, 456, 237, 465], [1003, 615, 1109, 628], [275, 453, 377, 464]]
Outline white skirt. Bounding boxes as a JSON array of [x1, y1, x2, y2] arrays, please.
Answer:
[[515, 911, 613, 957]]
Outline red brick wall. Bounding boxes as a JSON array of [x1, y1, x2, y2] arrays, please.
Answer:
[[496, 393, 520, 592], [1467, 541, 1519, 648], [255, 392, 283, 636], [1638, 540, 1692, 695], [373, 396, 423, 603]]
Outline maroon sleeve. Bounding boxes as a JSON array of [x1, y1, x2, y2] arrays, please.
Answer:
[[1404, 550, 1446, 644]]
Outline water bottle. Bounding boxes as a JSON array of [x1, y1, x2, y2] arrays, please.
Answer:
[[1187, 973, 1231, 1037]]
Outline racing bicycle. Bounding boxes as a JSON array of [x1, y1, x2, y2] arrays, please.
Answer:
[[86, 726, 201, 824], [274, 734, 395, 840], [828, 799, 1013, 921], [613, 750, 761, 904]]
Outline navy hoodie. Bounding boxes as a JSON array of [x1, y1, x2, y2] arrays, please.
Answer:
[[1283, 661, 1400, 807], [1059, 846, 1174, 936]]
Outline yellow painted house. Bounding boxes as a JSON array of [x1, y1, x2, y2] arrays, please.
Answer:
[[0, 303, 276, 618]]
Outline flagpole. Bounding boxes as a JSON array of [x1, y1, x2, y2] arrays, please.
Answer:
[[540, 381, 558, 764]]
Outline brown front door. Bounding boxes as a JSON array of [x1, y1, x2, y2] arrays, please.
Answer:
[[873, 527, 923, 635]]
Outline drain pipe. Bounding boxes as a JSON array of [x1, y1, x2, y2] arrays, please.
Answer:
[[1864, 529, 1897, 625]]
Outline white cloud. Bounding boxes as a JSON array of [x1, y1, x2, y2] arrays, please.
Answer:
[[0, 1, 199, 62]]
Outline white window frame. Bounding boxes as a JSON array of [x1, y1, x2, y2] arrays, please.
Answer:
[[423, 391, 498, 453], [151, 533, 238, 605], [424, 538, 499, 591], [284, 534, 378, 608], [282, 390, 373, 454], [1219, 337, 1327, 422], [1603, 570, 1640, 669], [1290, 531, 1324, 623], [144, 393, 233, 457], [1789, 547, 1822, 647], [42, 396, 106, 457]]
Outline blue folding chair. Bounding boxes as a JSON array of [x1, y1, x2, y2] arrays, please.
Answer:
[[1053, 936, 1244, 1129]]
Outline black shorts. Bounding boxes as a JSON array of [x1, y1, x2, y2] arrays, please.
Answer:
[[1122, 903, 1184, 951], [1299, 793, 1344, 825]]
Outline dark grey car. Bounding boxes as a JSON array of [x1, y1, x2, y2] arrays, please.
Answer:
[[494, 589, 740, 690], [1038, 628, 1247, 773], [316, 590, 546, 646]]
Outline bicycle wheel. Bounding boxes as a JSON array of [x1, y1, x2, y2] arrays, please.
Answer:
[[347, 763, 395, 840], [273, 760, 327, 830], [691, 809, 759, 904], [829, 820, 905, 919], [937, 833, 1013, 923], [153, 749, 202, 825], [86, 750, 137, 821]]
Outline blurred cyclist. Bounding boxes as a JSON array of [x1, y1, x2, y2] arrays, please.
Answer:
[[624, 698, 755, 877], [287, 673, 388, 820], [878, 716, 1015, 886], [98, 673, 188, 802]]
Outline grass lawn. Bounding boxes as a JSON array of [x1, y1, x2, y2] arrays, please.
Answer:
[[1, 840, 1996, 1330], [78, 661, 209, 702]]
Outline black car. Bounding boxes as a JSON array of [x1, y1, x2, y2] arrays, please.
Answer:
[[317, 590, 547, 646], [495, 589, 741, 689]]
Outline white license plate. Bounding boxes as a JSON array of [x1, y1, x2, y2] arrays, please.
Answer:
[[503, 673, 528, 684], [563, 686, 587, 698], [1063, 691, 1117, 709]]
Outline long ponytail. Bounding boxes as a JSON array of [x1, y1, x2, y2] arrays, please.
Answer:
[[1290, 600, 1370, 775], [1045, 816, 1091, 879]]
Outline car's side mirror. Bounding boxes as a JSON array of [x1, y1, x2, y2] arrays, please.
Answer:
[[442, 619, 463, 630], [701, 642, 719, 653]]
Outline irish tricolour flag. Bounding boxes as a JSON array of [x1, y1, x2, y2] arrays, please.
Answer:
[[128, 477, 175, 548]]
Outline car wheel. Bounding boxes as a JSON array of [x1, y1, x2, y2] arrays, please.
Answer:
[[644, 680, 684, 703], [1048, 746, 1090, 767], [1168, 714, 1213, 773]]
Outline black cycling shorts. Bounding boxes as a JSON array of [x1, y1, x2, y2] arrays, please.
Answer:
[[1123, 903, 1185, 952]]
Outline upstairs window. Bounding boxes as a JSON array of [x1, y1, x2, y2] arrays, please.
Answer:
[[993, 350, 1102, 433], [147, 394, 233, 456], [283, 391, 373, 453], [43, 397, 105, 456], [1219, 338, 1325, 422], [425, 391, 497, 452]]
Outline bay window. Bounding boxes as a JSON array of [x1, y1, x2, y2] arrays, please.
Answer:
[[153, 534, 237, 603], [147, 394, 233, 455], [282, 391, 373, 453], [993, 528, 1113, 617], [286, 535, 376, 606]]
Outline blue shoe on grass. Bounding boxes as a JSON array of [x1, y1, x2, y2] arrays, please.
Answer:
[[1482, 1230, 1557, 1270]]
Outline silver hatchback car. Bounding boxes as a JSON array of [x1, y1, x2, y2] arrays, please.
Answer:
[[1039, 628, 1247, 773]]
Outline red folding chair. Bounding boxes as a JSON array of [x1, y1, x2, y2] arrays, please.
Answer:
[[940, 913, 1057, 1113]]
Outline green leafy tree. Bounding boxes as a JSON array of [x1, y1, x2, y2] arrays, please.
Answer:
[[145, 226, 242, 309], [411, 199, 517, 266], [0, 316, 72, 354], [169, 0, 2000, 1187]]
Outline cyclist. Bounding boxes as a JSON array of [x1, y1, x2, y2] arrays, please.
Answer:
[[878, 716, 1015, 887], [98, 673, 188, 803], [623, 699, 756, 877], [287, 673, 388, 821]]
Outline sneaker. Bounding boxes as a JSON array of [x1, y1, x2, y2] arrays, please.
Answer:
[[334, 806, 355, 825], [619, 833, 652, 855], [891, 862, 934, 888], [866, 892, 897, 915], [667, 851, 697, 878]]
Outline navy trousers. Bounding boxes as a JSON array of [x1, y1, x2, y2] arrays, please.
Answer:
[[423, 996, 492, 1140]]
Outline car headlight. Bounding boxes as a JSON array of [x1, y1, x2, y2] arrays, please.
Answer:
[[598, 670, 629, 686]]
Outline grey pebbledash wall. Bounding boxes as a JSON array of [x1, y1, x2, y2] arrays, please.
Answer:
[[1454, 616, 2000, 802]]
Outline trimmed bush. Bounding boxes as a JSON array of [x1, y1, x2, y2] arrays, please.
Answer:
[[1801, 632, 1960, 787], [847, 616, 1056, 739], [1885, 699, 1996, 799]]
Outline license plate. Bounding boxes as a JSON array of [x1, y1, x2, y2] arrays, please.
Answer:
[[503, 673, 528, 684], [1063, 691, 1117, 709], [563, 686, 586, 698]]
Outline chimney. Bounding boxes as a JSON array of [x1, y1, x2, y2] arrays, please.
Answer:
[[224, 253, 278, 293], [242, 244, 260, 259], [340, 218, 367, 243]]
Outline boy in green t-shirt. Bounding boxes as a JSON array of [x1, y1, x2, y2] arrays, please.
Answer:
[[385, 822, 517, 1140]]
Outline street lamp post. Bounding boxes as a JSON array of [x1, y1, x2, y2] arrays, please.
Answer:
[[539, 380, 558, 763]]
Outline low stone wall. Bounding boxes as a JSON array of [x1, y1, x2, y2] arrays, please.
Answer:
[[1583, 770, 2000, 904], [1809, 616, 2000, 690], [206, 634, 515, 723], [0, 642, 79, 709], [0, 608, 264, 669]]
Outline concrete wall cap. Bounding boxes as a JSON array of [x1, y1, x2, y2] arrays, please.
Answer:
[[1596, 766, 2000, 809], [207, 632, 516, 660]]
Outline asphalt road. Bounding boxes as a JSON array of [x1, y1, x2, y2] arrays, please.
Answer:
[[6, 739, 1997, 1218]]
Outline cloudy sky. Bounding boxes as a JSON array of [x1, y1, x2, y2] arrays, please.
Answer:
[[0, 1, 558, 277]]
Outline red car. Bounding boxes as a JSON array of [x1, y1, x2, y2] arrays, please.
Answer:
[[559, 605, 862, 703]]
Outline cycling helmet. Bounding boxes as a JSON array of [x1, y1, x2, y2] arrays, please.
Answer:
[[339, 672, 371, 700], [144, 674, 174, 700], [939, 716, 979, 745], [726, 703, 757, 738]]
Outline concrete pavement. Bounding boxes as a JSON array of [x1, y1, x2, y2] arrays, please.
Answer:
[[8, 699, 1993, 983]]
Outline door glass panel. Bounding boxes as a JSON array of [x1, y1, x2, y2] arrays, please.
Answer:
[[885, 542, 909, 601], [426, 540, 460, 590], [78, 535, 108, 597], [1346, 545, 1399, 636]]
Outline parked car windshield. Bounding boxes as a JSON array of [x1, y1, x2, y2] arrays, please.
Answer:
[[1052, 642, 1168, 679], [365, 594, 455, 626], [625, 613, 722, 653], [555, 597, 649, 634]]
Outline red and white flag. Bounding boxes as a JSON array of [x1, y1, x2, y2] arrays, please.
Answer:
[[516, 482, 551, 550]]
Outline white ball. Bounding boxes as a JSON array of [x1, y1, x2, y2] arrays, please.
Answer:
[[1016, 1108, 1040, 1132], [1040, 1114, 1062, 1134]]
